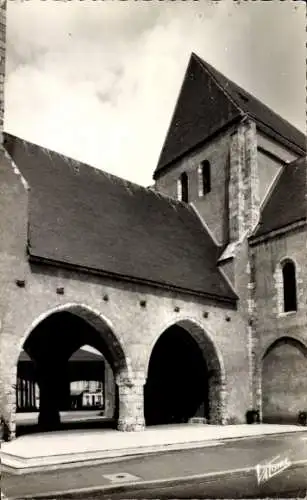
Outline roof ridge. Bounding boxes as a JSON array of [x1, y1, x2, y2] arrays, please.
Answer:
[[4, 132, 145, 190], [243, 94, 305, 137], [154, 52, 244, 175], [253, 119, 306, 152], [192, 53, 245, 117], [4, 132, 192, 212], [192, 53, 306, 152], [155, 53, 196, 172]]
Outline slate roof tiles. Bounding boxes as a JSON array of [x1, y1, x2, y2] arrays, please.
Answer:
[[4, 133, 237, 304], [155, 53, 305, 177]]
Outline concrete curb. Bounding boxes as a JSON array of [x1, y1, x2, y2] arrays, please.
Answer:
[[1, 440, 224, 475], [7, 459, 307, 499], [2, 428, 306, 475]]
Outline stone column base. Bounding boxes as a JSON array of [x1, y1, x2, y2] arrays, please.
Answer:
[[116, 375, 145, 432], [0, 392, 16, 441], [117, 418, 145, 432]]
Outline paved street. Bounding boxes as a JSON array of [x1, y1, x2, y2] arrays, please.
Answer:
[[2, 431, 307, 499]]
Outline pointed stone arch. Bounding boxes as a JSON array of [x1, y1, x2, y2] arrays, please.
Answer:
[[260, 336, 307, 423], [7, 303, 133, 439], [144, 318, 226, 425], [18, 303, 132, 381]]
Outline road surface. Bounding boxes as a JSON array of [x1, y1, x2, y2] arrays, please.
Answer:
[[2, 430, 307, 499]]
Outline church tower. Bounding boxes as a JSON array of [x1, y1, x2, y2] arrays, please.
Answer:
[[153, 53, 263, 249], [154, 52, 303, 258]]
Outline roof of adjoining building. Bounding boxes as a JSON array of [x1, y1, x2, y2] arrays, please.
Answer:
[[69, 349, 103, 362], [4, 133, 236, 304], [19, 348, 103, 363], [154, 53, 306, 177], [253, 156, 306, 238]]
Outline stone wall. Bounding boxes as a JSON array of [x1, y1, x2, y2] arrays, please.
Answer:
[[250, 226, 307, 420], [257, 151, 282, 207], [154, 119, 263, 248], [256, 132, 298, 210], [0, 157, 250, 439], [155, 127, 235, 246], [154, 118, 305, 424], [262, 338, 307, 423]]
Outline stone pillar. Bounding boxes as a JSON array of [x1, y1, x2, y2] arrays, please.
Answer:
[[24, 379, 29, 408], [253, 358, 263, 422], [15, 380, 19, 410], [33, 381, 36, 407], [20, 379, 24, 408], [0, 352, 17, 441], [229, 119, 260, 242], [33, 383, 37, 409], [37, 377, 61, 430], [0, 383, 16, 441], [229, 125, 245, 242], [208, 370, 226, 425], [244, 120, 260, 232], [117, 375, 145, 432], [104, 360, 115, 419], [28, 380, 31, 408], [246, 250, 258, 409], [29, 381, 33, 408], [36, 360, 69, 430]]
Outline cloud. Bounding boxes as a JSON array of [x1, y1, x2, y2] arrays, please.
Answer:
[[4, 0, 306, 186]]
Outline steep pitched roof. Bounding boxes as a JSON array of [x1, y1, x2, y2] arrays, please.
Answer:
[[154, 54, 242, 178], [253, 156, 306, 238], [154, 53, 306, 178], [4, 133, 236, 304]]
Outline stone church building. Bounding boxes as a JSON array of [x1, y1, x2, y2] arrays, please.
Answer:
[[0, 2, 306, 440]]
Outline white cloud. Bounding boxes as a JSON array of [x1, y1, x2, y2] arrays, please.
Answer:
[[4, 0, 305, 186]]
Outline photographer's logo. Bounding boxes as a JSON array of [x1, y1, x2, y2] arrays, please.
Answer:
[[256, 455, 291, 485]]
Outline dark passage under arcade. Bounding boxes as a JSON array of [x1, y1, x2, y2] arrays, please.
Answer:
[[144, 325, 209, 426]]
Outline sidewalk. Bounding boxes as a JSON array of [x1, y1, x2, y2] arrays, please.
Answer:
[[1, 423, 306, 474]]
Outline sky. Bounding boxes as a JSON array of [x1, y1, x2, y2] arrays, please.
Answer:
[[5, 0, 306, 187]]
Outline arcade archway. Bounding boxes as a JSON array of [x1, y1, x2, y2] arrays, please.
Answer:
[[144, 321, 224, 426], [15, 305, 129, 434], [262, 336, 307, 424]]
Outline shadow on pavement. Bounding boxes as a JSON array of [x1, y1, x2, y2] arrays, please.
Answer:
[[16, 418, 115, 437]]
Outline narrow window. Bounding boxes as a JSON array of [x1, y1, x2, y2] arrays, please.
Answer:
[[282, 261, 297, 312], [177, 172, 189, 202], [198, 160, 211, 197]]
